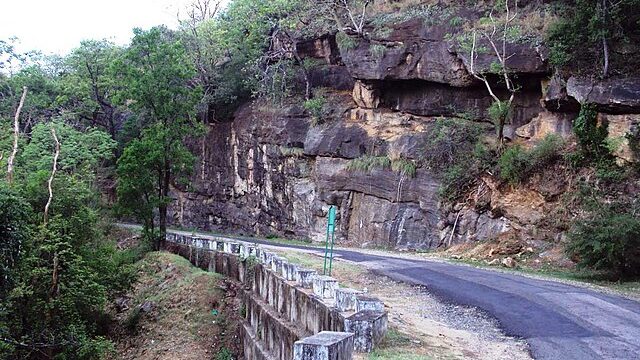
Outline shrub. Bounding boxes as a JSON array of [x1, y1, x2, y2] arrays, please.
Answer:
[[336, 32, 358, 51], [423, 118, 495, 201], [573, 105, 609, 162], [567, 209, 640, 277], [303, 96, 326, 125], [498, 145, 530, 185], [215, 347, 234, 360], [499, 134, 564, 184]]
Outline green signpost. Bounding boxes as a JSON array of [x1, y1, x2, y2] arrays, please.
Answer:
[[323, 205, 337, 276]]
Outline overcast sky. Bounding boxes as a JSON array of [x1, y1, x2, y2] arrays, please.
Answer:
[[0, 0, 226, 56]]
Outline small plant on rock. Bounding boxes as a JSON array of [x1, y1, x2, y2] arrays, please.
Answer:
[[304, 96, 326, 125]]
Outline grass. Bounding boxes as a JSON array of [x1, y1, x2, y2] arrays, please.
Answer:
[[347, 155, 392, 173], [367, 328, 433, 360]]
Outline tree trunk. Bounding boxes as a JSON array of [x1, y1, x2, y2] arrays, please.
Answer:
[[601, 0, 610, 78], [44, 127, 60, 225], [7, 87, 27, 184], [158, 159, 171, 250]]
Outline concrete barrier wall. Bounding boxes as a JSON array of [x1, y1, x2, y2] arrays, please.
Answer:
[[163, 233, 387, 360]]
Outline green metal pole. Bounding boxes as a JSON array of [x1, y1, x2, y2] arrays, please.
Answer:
[[328, 230, 336, 276], [323, 220, 330, 275]]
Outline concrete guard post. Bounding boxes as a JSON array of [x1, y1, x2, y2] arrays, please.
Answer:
[[313, 276, 339, 299], [355, 295, 385, 313], [293, 331, 354, 360], [296, 269, 317, 288], [344, 310, 388, 353], [335, 288, 364, 312]]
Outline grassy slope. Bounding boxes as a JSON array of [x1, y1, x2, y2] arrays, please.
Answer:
[[111, 252, 242, 360]]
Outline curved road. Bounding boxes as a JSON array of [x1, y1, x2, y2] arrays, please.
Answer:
[[121, 225, 640, 360]]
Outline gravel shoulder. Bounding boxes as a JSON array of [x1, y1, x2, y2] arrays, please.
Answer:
[[271, 248, 532, 360]]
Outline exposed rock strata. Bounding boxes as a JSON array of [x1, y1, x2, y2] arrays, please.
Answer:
[[168, 11, 640, 250]]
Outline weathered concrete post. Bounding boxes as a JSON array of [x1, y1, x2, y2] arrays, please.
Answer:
[[344, 310, 388, 353], [296, 269, 317, 288], [293, 331, 354, 360], [313, 276, 339, 299], [335, 288, 364, 312]]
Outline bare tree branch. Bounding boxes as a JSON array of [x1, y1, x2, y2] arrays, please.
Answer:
[[7, 86, 27, 184], [43, 127, 60, 225]]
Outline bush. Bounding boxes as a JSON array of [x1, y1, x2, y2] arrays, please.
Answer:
[[423, 118, 495, 201], [573, 105, 609, 162], [567, 210, 640, 277], [215, 347, 233, 360], [499, 135, 564, 184], [303, 96, 326, 125], [336, 32, 358, 51]]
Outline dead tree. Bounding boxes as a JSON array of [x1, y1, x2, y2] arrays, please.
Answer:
[[467, 0, 519, 147], [43, 127, 60, 225], [332, 0, 372, 35], [7, 86, 27, 184]]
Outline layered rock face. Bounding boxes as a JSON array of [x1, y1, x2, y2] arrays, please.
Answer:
[[168, 5, 640, 250]]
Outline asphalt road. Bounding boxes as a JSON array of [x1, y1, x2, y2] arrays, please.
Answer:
[[120, 224, 640, 360]]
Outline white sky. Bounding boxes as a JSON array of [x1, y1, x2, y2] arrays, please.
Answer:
[[0, 0, 225, 56]]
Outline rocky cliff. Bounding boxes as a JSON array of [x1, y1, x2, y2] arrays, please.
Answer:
[[168, 2, 640, 251]]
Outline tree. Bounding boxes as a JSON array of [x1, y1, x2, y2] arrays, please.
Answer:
[[58, 40, 122, 138], [0, 122, 122, 360], [114, 27, 201, 246], [6, 86, 27, 184], [463, 0, 520, 147], [547, 0, 640, 77], [0, 184, 31, 298]]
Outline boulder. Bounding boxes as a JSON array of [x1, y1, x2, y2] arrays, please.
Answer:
[[516, 110, 575, 140], [341, 18, 548, 87], [352, 80, 381, 109], [601, 114, 640, 163], [566, 77, 640, 114]]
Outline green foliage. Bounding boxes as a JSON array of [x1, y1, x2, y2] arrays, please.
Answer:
[[279, 146, 305, 158], [347, 155, 392, 173], [215, 347, 234, 360], [347, 154, 417, 178], [499, 135, 564, 185], [304, 96, 326, 124], [0, 185, 32, 296], [371, 3, 454, 28], [567, 208, 640, 277], [488, 100, 510, 124], [373, 26, 393, 38], [390, 158, 417, 178], [572, 105, 609, 161], [114, 27, 202, 242], [18, 121, 116, 180], [369, 44, 387, 59], [336, 32, 359, 51], [546, 0, 640, 75], [423, 118, 494, 202]]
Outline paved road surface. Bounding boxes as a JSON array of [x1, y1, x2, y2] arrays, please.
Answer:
[[120, 224, 640, 360]]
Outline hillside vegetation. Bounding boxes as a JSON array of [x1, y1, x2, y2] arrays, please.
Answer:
[[1, 1, 640, 358]]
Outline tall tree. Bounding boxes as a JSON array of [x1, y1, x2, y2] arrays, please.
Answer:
[[115, 27, 201, 247], [58, 40, 122, 138]]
